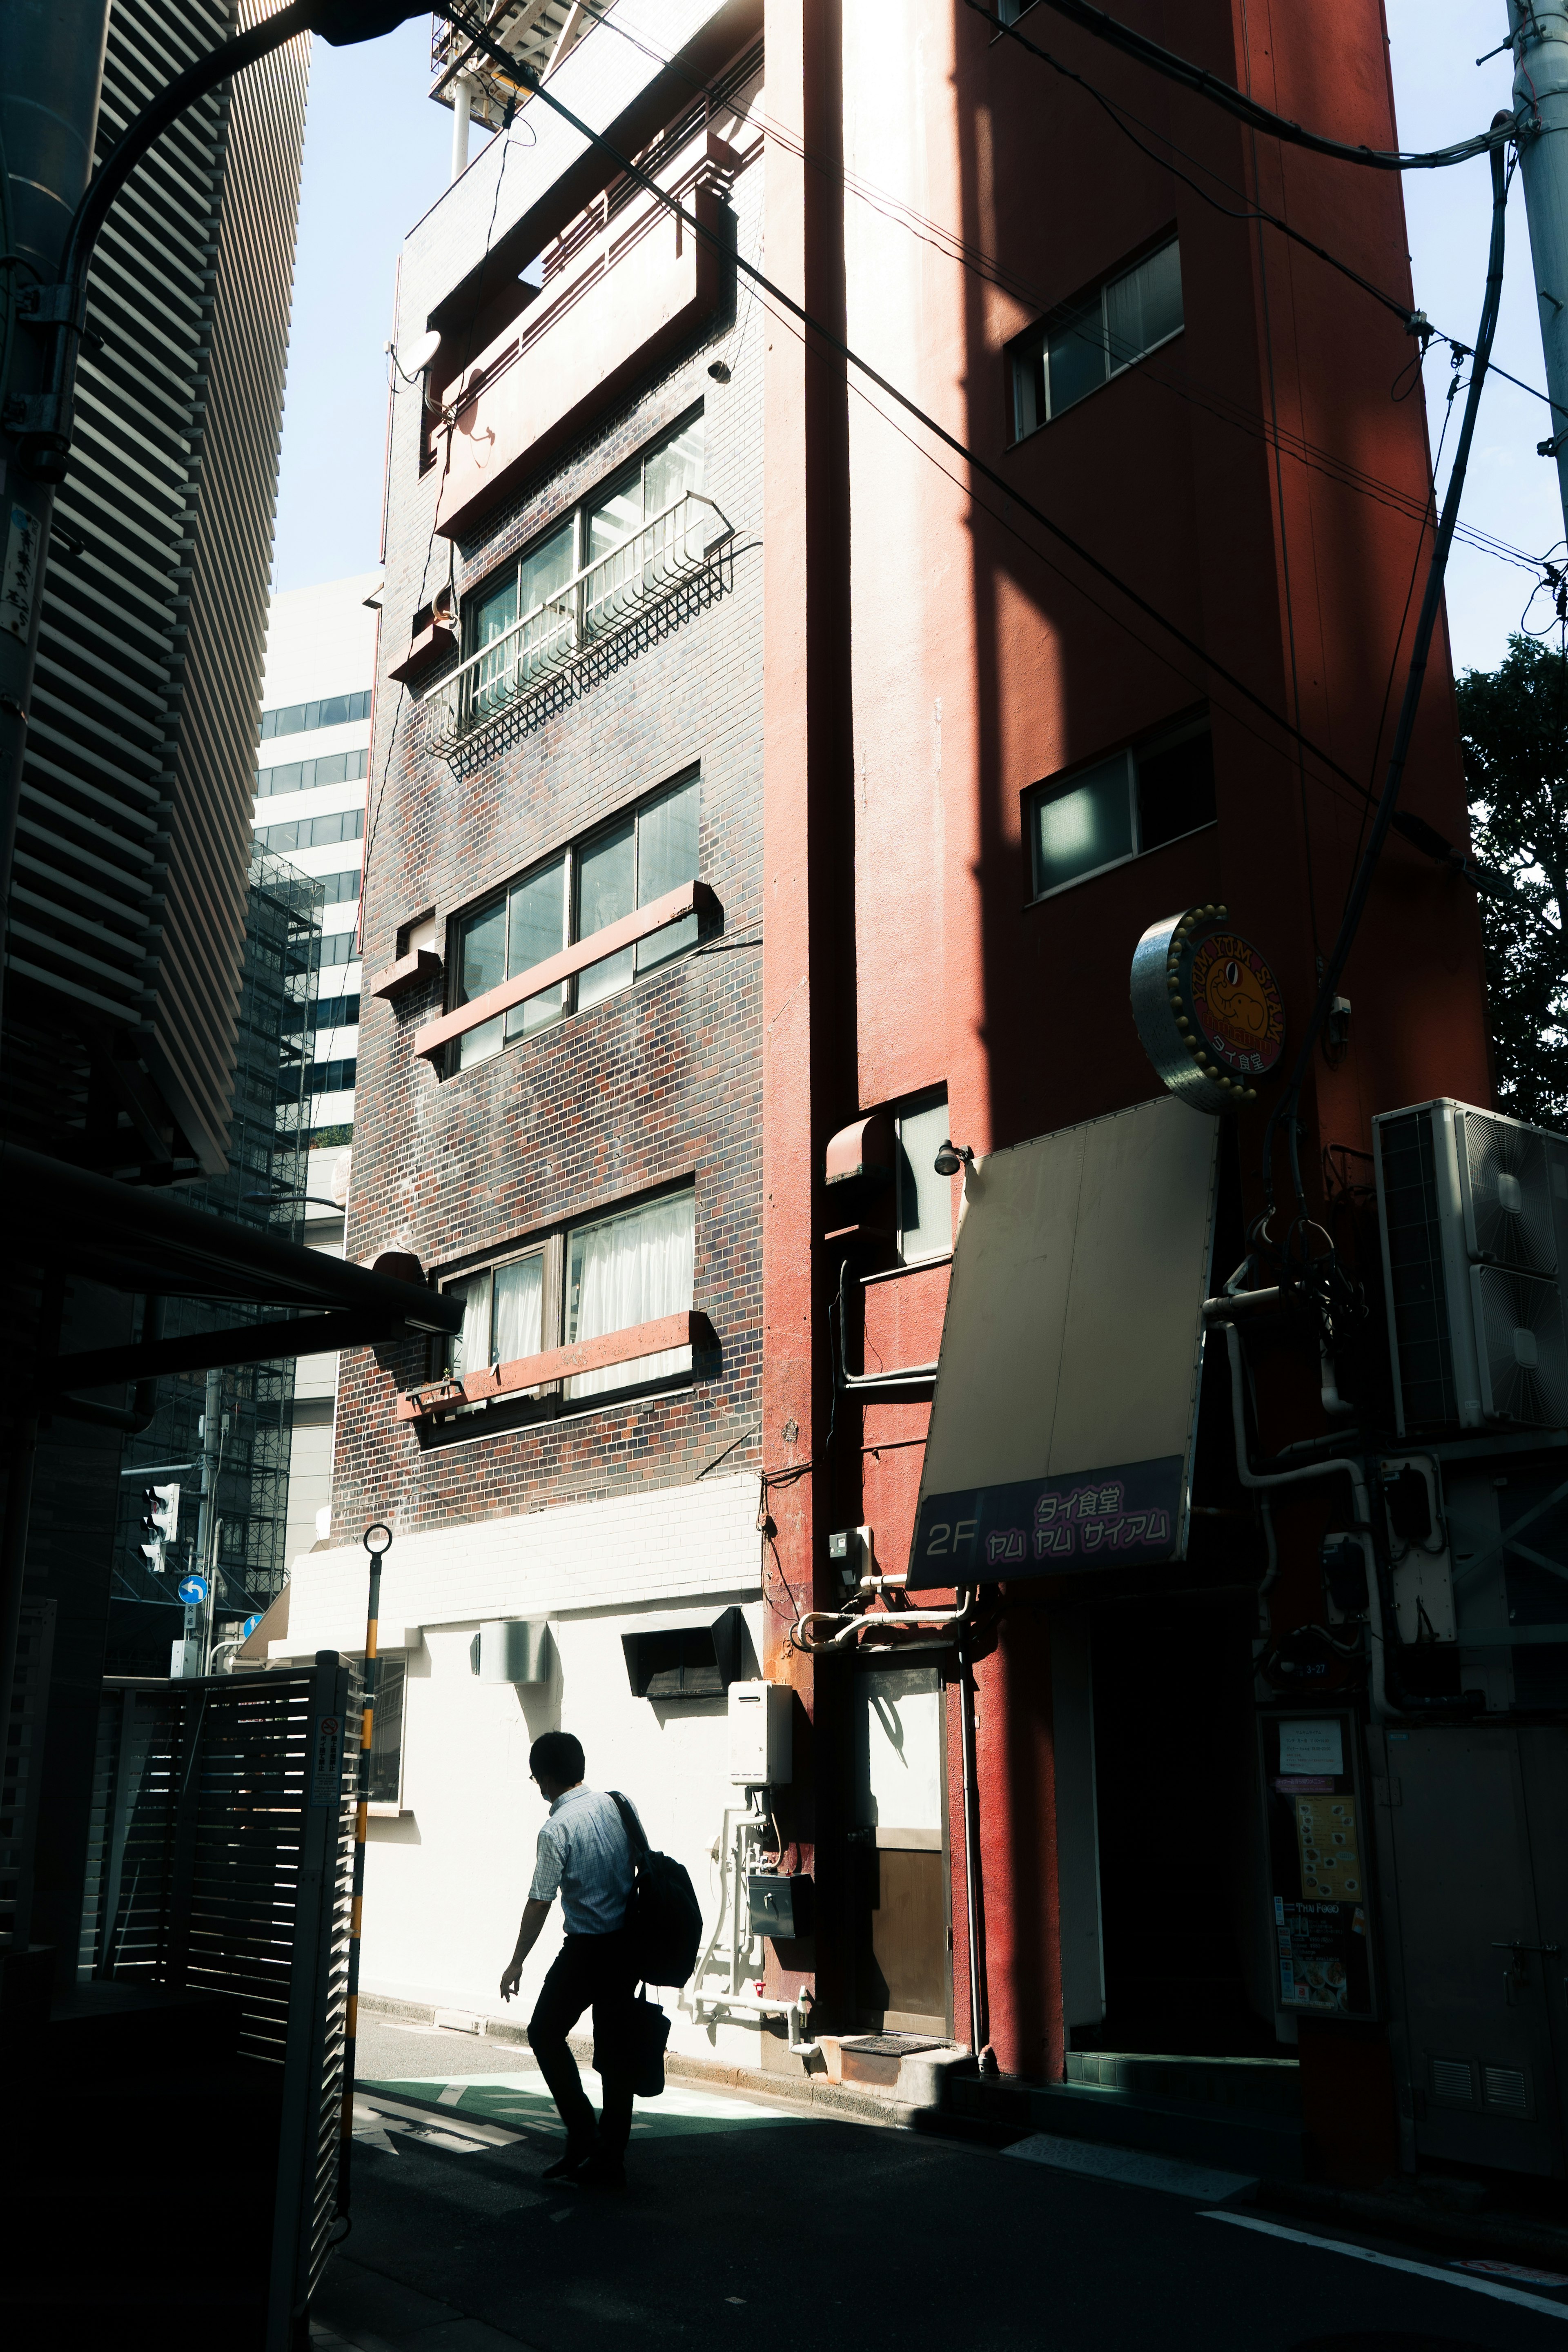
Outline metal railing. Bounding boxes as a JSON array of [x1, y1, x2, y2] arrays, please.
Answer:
[[420, 491, 733, 746]]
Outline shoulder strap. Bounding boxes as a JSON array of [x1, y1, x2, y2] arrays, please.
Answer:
[[608, 1790, 648, 1866]]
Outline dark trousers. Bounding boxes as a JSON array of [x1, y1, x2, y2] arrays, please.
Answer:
[[527, 1927, 637, 2158]]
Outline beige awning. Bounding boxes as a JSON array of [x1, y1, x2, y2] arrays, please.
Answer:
[[907, 1095, 1218, 1590]]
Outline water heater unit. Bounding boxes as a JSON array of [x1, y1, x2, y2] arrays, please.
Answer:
[[1373, 1098, 1568, 1435], [728, 1680, 791, 1786]]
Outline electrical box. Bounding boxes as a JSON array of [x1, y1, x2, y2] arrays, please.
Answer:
[[828, 1525, 875, 1590], [747, 1870, 812, 1940], [470, 1619, 553, 1684], [1373, 1098, 1568, 1435], [1379, 1456, 1456, 1643], [728, 1679, 791, 1785]]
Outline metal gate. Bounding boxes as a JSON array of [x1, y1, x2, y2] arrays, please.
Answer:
[[79, 1650, 359, 2348]]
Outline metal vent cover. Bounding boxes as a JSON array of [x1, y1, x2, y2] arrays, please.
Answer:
[[1428, 2055, 1476, 2105], [1483, 2063, 1530, 2113]]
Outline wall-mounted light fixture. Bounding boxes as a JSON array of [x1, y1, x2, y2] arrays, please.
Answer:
[[933, 1139, 973, 1177]]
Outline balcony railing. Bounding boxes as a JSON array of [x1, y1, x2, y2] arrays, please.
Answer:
[[419, 491, 733, 748]]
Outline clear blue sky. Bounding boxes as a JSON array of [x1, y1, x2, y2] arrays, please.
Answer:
[[271, 3, 1562, 676]]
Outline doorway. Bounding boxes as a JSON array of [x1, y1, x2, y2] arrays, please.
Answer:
[[849, 1662, 951, 2034], [1082, 1592, 1278, 2054]]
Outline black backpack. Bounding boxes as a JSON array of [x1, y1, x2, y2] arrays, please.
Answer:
[[610, 1791, 702, 1987]]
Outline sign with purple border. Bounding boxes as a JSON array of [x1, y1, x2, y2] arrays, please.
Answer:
[[906, 1455, 1185, 1590]]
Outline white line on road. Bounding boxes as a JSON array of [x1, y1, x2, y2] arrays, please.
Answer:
[[1201, 2209, 1568, 2321]]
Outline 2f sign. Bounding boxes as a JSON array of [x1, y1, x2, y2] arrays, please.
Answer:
[[923, 1518, 977, 1560], [1, 504, 42, 644]]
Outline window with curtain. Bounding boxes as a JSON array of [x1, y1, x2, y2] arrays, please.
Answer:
[[1011, 241, 1182, 436], [451, 773, 701, 1062], [565, 1188, 695, 1398], [448, 1251, 546, 1376]]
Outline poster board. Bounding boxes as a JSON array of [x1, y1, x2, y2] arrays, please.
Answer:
[[1259, 1710, 1378, 2020]]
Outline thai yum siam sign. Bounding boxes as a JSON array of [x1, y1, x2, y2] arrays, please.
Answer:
[[913, 1456, 1185, 1582], [1129, 904, 1285, 1116]]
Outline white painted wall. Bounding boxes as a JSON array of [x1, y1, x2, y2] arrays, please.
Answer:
[[276, 1474, 779, 2067]]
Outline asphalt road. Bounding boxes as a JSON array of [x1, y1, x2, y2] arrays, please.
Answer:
[[310, 2020, 1568, 2352]]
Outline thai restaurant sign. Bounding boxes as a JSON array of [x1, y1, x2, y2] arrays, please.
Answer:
[[907, 1094, 1218, 1590]]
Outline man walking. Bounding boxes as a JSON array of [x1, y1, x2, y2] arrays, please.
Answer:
[[500, 1730, 640, 2187]]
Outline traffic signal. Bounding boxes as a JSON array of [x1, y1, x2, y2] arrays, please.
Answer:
[[137, 1483, 180, 1572]]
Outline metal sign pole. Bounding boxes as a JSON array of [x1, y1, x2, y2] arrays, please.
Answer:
[[337, 1521, 391, 2215]]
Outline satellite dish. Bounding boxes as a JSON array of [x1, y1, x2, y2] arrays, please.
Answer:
[[399, 327, 442, 376]]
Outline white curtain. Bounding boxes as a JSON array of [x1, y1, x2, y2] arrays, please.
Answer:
[[492, 1254, 543, 1366], [453, 1274, 490, 1378], [566, 1191, 695, 1397]]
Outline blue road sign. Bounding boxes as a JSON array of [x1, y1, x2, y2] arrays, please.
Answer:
[[177, 1575, 209, 1605], [241, 1613, 261, 1639]]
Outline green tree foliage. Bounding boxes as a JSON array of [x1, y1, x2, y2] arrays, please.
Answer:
[[1458, 633, 1568, 1127]]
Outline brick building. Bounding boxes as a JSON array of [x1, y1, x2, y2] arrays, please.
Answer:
[[274, 0, 1568, 2185]]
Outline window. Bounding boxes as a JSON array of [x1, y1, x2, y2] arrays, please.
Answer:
[[566, 1188, 695, 1397], [448, 1248, 547, 1380], [259, 690, 372, 742], [307, 994, 360, 1031], [257, 808, 365, 854], [313, 934, 361, 971], [256, 748, 368, 798], [1011, 241, 1182, 436], [461, 410, 705, 720], [433, 1183, 696, 1419], [895, 1093, 955, 1265], [1026, 718, 1215, 900], [451, 772, 700, 1071], [366, 1657, 406, 1811], [304, 1058, 356, 1096], [995, 0, 1036, 18], [317, 871, 363, 907]]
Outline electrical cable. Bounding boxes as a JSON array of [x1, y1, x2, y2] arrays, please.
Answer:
[[432, 4, 1412, 818], [569, 0, 1561, 531], [968, 0, 1518, 174], [1259, 129, 1514, 1222]]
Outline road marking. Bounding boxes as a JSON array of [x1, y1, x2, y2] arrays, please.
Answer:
[[1201, 2209, 1568, 2320], [1004, 2133, 1255, 2204]]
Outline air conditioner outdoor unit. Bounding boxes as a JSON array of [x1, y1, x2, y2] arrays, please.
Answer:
[[1372, 1098, 1568, 1436]]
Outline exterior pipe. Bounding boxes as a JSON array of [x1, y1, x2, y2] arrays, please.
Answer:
[[958, 1644, 986, 2060], [793, 1591, 976, 1650], [1218, 1320, 1391, 1720], [1219, 1321, 1483, 1717]]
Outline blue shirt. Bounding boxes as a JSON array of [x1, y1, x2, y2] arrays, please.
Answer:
[[528, 1784, 640, 1935]]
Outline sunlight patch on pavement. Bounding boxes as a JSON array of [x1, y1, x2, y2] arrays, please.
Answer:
[[359, 2070, 808, 2138]]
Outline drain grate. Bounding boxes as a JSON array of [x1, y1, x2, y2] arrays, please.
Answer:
[[840, 2034, 950, 2058]]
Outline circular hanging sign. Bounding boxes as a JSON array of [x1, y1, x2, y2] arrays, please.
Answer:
[[1129, 903, 1286, 1115], [177, 1574, 209, 1606]]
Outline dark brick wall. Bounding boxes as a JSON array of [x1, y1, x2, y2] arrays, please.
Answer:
[[332, 125, 764, 1539]]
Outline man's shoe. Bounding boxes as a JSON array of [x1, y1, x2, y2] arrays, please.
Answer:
[[577, 2155, 626, 2189], [541, 2145, 594, 2180]]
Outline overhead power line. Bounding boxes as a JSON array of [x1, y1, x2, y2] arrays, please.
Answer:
[[432, 5, 1431, 815], [568, 0, 1561, 528], [966, 0, 1518, 173]]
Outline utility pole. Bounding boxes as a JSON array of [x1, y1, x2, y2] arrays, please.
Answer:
[[1508, 0, 1568, 541], [177, 1368, 224, 1679]]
